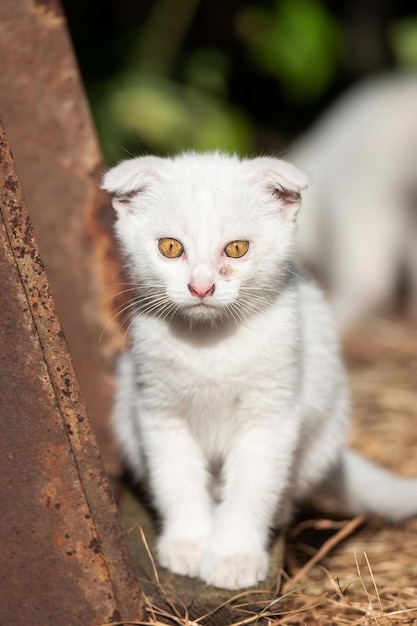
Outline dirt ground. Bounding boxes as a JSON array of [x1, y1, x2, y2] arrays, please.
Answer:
[[117, 315, 417, 625]]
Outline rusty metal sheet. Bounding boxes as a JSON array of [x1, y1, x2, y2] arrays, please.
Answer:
[[0, 118, 144, 624], [0, 0, 123, 472]]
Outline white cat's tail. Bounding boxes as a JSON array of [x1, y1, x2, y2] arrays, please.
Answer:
[[324, 449, 417, 523]]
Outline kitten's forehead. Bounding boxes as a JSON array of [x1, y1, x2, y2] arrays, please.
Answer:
[[164, 155, 254, 222], [169, 154, 246, 192]]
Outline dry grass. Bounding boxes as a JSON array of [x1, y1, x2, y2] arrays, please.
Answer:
[[115, 316, 417, 625], [280, 518, 417, 626], [106, 514, 417, 625]]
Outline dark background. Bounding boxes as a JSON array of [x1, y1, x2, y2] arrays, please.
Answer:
[[61, 0, 417, 164]]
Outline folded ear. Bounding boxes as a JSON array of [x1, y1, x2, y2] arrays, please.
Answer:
[[102, 156, 166, 215], [248, 156, 309, 221]]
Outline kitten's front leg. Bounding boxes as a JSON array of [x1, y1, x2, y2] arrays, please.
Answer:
[[201, 420, 298, 589], [142, 416, 212, 578]]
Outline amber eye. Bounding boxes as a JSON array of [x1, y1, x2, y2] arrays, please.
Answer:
[[224, 240, 249, 258], [158, 238, 184, 258]]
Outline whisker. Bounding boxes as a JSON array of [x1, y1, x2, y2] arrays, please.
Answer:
[[287, 268, 304, 281], [99, 298, 141, 342], [102, 288, 138, 305], [226, 301, 246, 325]]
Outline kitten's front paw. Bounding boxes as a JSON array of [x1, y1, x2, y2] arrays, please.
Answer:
[[201, 550, 269, 590], [157, 536, 206, 578]]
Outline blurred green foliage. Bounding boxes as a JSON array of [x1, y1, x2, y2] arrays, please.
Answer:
[[92, 73, 252, 162], [89, 0, 255, 161], [64, 0, 417, 163], [390, 17, 417, 67], [237, 0, 344, 101]]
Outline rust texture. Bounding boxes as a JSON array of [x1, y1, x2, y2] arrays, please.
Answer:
[[0, 0, 124, 473], [0, 118, 145, 624]]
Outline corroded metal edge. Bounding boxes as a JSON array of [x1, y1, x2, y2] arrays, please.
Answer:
[[0, 116, 145, 624]]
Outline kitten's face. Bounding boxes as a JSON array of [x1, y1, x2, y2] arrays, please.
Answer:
[[104, 153, 307, 324]]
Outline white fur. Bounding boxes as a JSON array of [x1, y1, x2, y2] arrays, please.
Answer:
[[103, 152, 417, 590], [292, 74, 417, 327]]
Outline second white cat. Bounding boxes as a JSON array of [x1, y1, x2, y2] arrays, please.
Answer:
[[103, 152, 417, 590], [292, 74, 417, 326]]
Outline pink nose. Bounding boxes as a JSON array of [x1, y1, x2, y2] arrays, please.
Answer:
[[188, 283, 215, 299]]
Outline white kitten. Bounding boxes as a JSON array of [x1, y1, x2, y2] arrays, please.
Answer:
[[292, 74, 417, 327], [103, 152, 417, 590]]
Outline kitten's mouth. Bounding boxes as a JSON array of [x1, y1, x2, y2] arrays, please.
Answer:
[[194, 300, 215, 307], [184, 299, 222, 320], [186, 294, 217, 307]]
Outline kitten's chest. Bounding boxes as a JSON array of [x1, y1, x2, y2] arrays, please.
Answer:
[[134, 312, 297, 412], [135, 325, 250, 456], [136, 315, 262, 375], [143, 322, 254, 405]]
